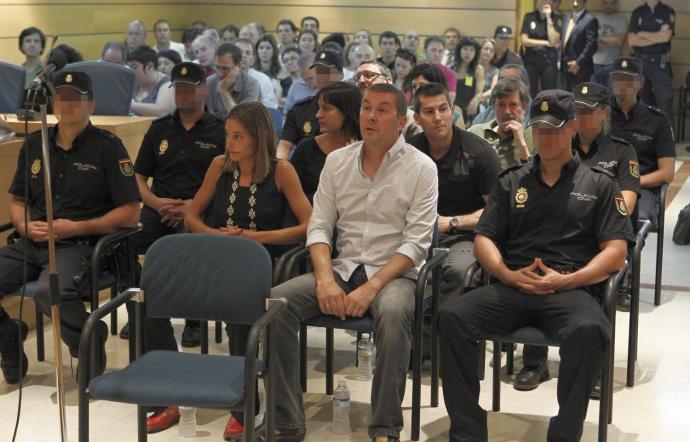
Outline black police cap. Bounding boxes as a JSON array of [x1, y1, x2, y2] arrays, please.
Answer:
[[169, 62, 207, 87], [494, 26, 513, 38], [528, 89, 576, 128], [311, 50, 343, 72], [610, 56, 642, 77], [573, 82, 610, 109], [53, 70, 93, 97]]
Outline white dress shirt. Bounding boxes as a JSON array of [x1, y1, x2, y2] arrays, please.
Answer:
[[152, 41, 186, 60], [307, 135, 438, 280], [247, 68, 279, 109]]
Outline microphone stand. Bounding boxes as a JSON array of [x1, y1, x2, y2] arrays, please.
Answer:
[[25, 77, 68, 442]]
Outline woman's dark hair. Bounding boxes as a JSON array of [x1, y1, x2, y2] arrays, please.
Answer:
[[322, 33, 346, 50], [276, 19, 297, 33], [298, 29, 319, 50], [182, 27, 203, 45], [254, 34, 281, 77], [454, 37, 481, 74], [395, 48, 417, 65], [157, 49, 182, 66], [54, 44, 82, 64], [19, 27, 47, 55], [127, 46, 158, 69], [221, 24, 239, 39], [408, 63, 447, 88], [318, 82, 362, 140]]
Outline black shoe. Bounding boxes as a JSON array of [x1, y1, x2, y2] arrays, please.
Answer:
[[181, 321, 201, 348], [590, 375, 602, 400], [0, 319, 29, 384], [616, 293, 631, 312], [119, 322, 129, 340], [514, 365, 549, 391]]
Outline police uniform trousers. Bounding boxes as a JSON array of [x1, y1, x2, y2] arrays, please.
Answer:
[[524, 53, 559, 98], [270, 267, 415, 439], [439, 282, 610, 442], [638, 188, 660, 226], [635, 54, 675, 128], [0, 239, 98, 357]]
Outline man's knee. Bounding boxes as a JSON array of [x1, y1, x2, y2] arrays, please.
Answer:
[[567, 319, 610, 349]]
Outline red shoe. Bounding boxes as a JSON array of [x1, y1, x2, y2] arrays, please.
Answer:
[[146, 406, 180, 433], [223, 417, 245, 441]]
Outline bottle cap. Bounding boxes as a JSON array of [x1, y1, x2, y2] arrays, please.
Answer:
[[338, 380, 347, 387]]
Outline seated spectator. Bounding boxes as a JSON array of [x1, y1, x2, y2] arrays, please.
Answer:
[[181, 26, 202, 61], [126, 19, 147, 54], [298, 29, 319, 56], [300, 16, 320, 36], [469, 77, 534, 168], [270, 83, 438, 442], [477, 38, 499, 110], [409, 82, 501, 302], [192, 34, 218, 77], [438, 90, 633, 442], [101, 41, 127, 65], [284, 52, 317, 115], [353, 43, 376, 66], [442, 26, 461, 67], [423, 36, 457, 102], [472, 63, 531, 126], [409, 63, 465, 129], [189, 20, 206, 30], [157, 49, 182, 76], [152, 19, 185, 59], [353, 29, 372, 46], [322, 33, 346, 51], [203, 27, 221, 45], [343, 41, 359, 80], [492, 26, 523, 68], [221, 24, 239, 44], [184, 101, 312, 439], [18, 26, 46, 88], [393, 49, 417, 105], [403, 29, 422, 59], [239, 24, 260, 45], [292, 82, 362, 200], [54, 44, 83, 64], [280, 47, 302, 106], [453, 37, 484, 122], [206, 43, 261, 118], [127, 46, 175, 117], [276, 19, 298, 53], [255, 34, 287, 101], [378, 31, 401, 71], [235, 38, 279, 109]]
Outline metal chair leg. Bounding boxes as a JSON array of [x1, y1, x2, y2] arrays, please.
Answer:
[[326, 327, 334, 395], [654, 220, 664, 307], [492, 340, 501, 412], [479, 340, 486, 381], [35, 308, 45, 361], [110, 287, 118, 335], [628, 256, 641, 387], [506, 344, 514, 375], [299, 324, 307, 393], [137, 405, 147, 442], [215, 320, 222, 343], [200, 321, 209, 354]]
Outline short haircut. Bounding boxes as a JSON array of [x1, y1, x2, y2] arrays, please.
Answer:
[[318, 82, 362, 140], [235, 38, 253, 52], [301, 16, 320, 30], [443, 26, 461, 36], [490, 77, 530, 108], [182, 27, 203, 44], [221, 24, 239, 38], [224, 102, 276, 183], [298, 29, 319, 46], [127, 46, 158, 68], [158, 49, 182, 65], [424, 35, 445, 51], [250, 22, 266, 36], [395, 48, 417, 64], [193, 34, 218, 50], [413, 82, 451, 113], [322, 33, 346, 50], [359, 61, 393, 80], [277, 19, 297, 33], [379, 31, 401, 46], [101, 40, 126, 58], [153, 19, 169, 30], [321, 41, 344, 56], [366, 83, 407, 117], [409, 63, 447, 88], [499, 63, 530, 88], [19, 27, 46, 54], [282, 47, 301, 59], [215, 43, 242, 65]]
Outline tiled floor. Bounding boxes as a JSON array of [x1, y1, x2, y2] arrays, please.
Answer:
[[1, 161, 689, 442]]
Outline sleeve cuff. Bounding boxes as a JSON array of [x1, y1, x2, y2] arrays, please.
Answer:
[[306, 230, 333, 249], [395, 243, 425, 267]]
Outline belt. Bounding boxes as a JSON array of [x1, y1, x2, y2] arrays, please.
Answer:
[[633, 52, 668, 61]]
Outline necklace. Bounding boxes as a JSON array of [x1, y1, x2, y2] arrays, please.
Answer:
[[226, 168, 258, 230]]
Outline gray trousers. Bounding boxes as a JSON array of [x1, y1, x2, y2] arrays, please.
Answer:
[[440, 240, 475, 300], [271, 272, 415, 439]]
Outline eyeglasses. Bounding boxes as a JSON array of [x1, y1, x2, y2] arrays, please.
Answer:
[[355, 71, 384, 82]]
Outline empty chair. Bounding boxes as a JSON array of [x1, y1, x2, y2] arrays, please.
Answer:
[[0, 61, 26, 113]]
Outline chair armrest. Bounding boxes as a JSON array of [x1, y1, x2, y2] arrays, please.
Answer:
[[603, 261, 628, 319], [0, 222, 13, 233], [272, 243, 305, 286], [438, 232, 474, 248], [634, 219, 654, 258], [282, 246, 310, 283], [461, 261, 482, 296], [89, 224, 142, 298], [415, 247, 449, 299]]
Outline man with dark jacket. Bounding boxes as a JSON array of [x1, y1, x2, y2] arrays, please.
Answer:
[[560, 0, 599, 91]]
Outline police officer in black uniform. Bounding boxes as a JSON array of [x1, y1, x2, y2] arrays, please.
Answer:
[[609, 56, 675, 225], [627, 0, 676, 126], [132, 62, 225, 351], [0, 71, 140, 383], [276, 50, 344, 160], [520, 0, 563, 97], [438, 90, 634, 442]]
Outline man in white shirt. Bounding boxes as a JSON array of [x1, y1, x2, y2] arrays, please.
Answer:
[[235, 38, 279, 109], [271, 84, 438, 442], [151, 19, 186, 60]]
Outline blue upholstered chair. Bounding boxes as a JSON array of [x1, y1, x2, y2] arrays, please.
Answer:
[[0, 61, 26, 113], [63, 61, 135, 115]]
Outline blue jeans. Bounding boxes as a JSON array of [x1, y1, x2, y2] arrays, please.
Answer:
[[592, 63, 614, 88]]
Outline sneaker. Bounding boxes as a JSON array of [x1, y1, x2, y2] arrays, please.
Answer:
[[0, 319, 29, 384], [147, 406, 180, 433], [181, 320, 201, 348]]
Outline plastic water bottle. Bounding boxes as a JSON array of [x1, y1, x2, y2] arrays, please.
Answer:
[[178, 406, 197, 437], [357, 333, 374, 381], [332, 380, 351, 435]]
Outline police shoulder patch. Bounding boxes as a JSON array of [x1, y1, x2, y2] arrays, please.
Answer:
[[615, 195, 628, 216], [498, 163, 524, 177], [591, 165, 615, 178], [118, 159, 134, 176]]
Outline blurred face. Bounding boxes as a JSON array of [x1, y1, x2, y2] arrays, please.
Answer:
[[184, 42, 195, 60], [214, 53, 239, 81], [611, 73, 643, 102], [355, 63, 390, 93], [316, 95, 346, 134], [192, 39, 214, 67], [495, 36, 511, 52], [354, 31, 369, 45], [257, 41, 273, 64], [480, 42, 495, 63], [21, 33, 43, 58], [301, 65, 317, 89], [302, 19, 318, 34], [572, 0, 586, 13], [239, 26, 259, 45], [404, 31, 419, 51], [360, 90, 406, 147], [315, 65, 343, 91], [282, 51, 300, 74], [102, 48, 125, 64], [222, 29, 237, 44], [53, 88, 92, 124], [576, 105, 609, 134], [277, 24, 295, 44], [460, 45, 476, 64], [538, 0, 552, 13], [174, 83, 208, 112], [394, 57, 413, 80], [126, 23, 146, 48], [494, 92, 526, 128], [380, 37, 398, 58], [445, 31, 460, 50], [354, 45, 375, 66], [425, 42, 444, 65], [154, 22, 170, 44], [414, 94, 453, 141], [602, 0, 617, 14], [225, 117, 256, 163], [236, 41, 254, 68], [532, 122, 576, 160], [298, 33, 316, 54], [158, 56, 175, 75]]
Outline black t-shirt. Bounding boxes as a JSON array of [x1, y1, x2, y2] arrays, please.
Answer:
[[291, 136, 327, 201], [377, 56, 396, 72], [409, 126, 501, 216], [280, 95, 319, 145], [573, 133, 641, 195], [610, 100, 675, 176], [629, 2, 675, 54], [475, 154, 634, 272], [520, 10, 563, 58], [492, 50, 524, 69], [10, 123, 140, 222], [134, 111, 225, 200]]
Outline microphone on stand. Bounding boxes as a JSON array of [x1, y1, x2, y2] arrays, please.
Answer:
[[18, 47, 68, 121]]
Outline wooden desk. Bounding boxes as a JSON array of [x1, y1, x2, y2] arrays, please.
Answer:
[[1, 114, 155, 161]]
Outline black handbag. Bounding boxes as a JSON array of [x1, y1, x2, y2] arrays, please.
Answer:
[[672, 203, 690, 245]]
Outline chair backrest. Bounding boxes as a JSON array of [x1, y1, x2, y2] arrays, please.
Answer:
[[62, 61, 135, 115], [0, 61, 26, 113], [268, 107, 283, 140], [141, 234, 272, 323]]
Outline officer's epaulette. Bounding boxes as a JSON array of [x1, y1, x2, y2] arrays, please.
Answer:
[[647, 105, 665, 116], [293, 95, 316, 107], [608, 134, 632, 146], [591, 165, 615, 178], [498, 163, 523, 177]]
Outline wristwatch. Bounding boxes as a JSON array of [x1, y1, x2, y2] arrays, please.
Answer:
[[449, 217, 460, 233]]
